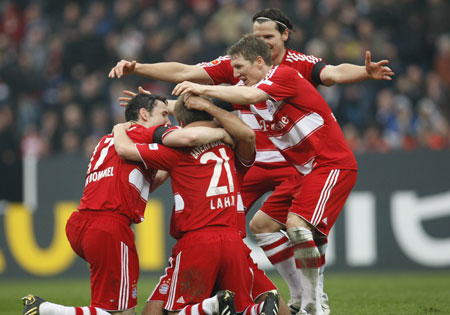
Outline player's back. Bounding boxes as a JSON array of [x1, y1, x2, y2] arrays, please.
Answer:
[[136, 138, 245, 238], [252, 64, 357, 174], [79, 125, 157, 223], [169, 140, 244, 238]]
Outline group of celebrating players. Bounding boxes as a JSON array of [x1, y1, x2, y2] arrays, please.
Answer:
[[22, 7, 393, 315]]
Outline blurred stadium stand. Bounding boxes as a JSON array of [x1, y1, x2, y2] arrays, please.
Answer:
[[0, 0, 449, 201]]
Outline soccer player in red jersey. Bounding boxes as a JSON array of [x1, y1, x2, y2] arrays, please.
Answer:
[[113, 95, 280, 315], [108, 8, 393, 314], [22, 94, 233, 315], [173, 34, 358, 315]]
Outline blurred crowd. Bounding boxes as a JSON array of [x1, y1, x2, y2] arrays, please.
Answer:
[[0, 0, 449, 172]]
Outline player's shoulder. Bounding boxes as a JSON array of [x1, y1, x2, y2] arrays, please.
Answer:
[[126, 124, 157, 143], [283, 49, 322, 65], [197, 55, 231, 68], [270, 64, 300, 78]]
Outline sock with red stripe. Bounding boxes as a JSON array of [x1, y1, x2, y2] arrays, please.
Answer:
[[287, 227, 321, 314], [39, 302, 111, 315], [178, 296, 218, 315], [253, 232, 302, 302], [242, 300, 264, 315]]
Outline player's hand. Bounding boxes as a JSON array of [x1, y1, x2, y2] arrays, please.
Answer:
[[365, 51, 395, 81], [118, 86, 151, 107], [172, 81, 205, 96], [109, 60, 137, 79], [184, 95, 211, 111], [112, 121, 135, 134]]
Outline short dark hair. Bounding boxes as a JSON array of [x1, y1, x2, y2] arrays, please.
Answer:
[[173, 95, 213, 125], [125, 93, 167, 122], [252, 8, 293, 46], [227, 34, 272, 65]]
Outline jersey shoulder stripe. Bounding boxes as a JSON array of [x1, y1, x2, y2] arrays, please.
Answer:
[[197, 55, 231, 67], [285, 50, 322, 64]]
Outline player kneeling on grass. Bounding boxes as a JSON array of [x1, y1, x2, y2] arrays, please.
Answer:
[[21, 93, 238, 315], [113, 94, 280, 315]]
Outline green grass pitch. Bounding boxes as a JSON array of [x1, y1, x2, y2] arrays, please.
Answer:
[[2, 272, 450, 315]]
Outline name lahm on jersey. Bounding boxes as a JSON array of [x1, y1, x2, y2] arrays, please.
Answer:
[[210, 194, 236, 210]]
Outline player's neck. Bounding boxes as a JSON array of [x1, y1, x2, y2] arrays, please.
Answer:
[[273, 47, 287, 66]]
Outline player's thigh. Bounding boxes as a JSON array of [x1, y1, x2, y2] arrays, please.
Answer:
[[249, 210, 284, 234], [65, 211, 88, 259], [82, 217, 139, 311], [290, 168, 357, 235], [257, 173, 298, 226], [242, 165, 294, 211], [164, 232, 222, 311], [145, 256, 175, 312], [142, 300, 165, 315], [110, 308, 135, 315], [217, 237, 256, 313]]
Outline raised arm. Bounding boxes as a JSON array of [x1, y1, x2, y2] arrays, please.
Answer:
[[113, 122, 141, 161], [173, 82, 268, 105], [108, 60, 213, 84], [185, 96, 255, 161], [319, 51, 395, 86], [163, 126, 234, 147]]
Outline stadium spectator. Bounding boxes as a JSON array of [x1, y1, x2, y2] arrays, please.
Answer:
[[0, 0, 448, 167]]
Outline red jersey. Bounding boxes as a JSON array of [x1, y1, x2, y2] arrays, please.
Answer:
[[199, 49, 325, 168], [199, 49, 323, 86], [135, 140, 253, 239], [79, 124, 161, 224], [249, 64, 357, 175]]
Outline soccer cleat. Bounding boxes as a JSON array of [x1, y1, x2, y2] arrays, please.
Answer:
[[22, 294, 45, 315], [287, 299, 301, 315], [261, 290, 279, 315], [217, 290, 236, 315], [320, 293, 330, 315]]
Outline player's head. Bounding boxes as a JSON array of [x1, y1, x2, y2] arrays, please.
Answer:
[[174, 94, 213, 127], [227, 34, 272, 86], [125, 93, 170, 127], [252, 8, 293, 64]]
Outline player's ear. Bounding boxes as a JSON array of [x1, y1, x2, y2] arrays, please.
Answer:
[[281, 28, 289, 42], [256, 56, 264, 67], [139, 107, 149, 121]]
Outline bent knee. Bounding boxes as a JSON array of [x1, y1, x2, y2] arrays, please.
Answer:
[[249, 211, 283, 234]]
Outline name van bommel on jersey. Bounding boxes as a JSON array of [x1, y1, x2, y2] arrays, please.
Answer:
[[85, 166, 115, 186]]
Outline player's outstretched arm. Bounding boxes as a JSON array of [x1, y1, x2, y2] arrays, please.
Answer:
[[319, 51, 395, 86], [173, 81, 268, 105], [109, 60, 213, 84], [113, 122, 141, 161]]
